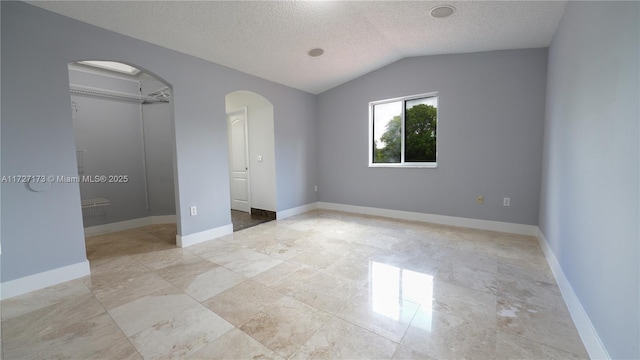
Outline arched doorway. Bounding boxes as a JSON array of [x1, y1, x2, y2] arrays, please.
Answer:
[[225, 91, 277, 231], [67, 60, 179, 255]]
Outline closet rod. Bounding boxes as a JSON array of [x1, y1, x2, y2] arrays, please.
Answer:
[[70, 84, 143, 103], [70, 84, 169, 104]]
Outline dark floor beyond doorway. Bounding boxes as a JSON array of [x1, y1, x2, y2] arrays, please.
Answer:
[[231, 210, 273, 232]]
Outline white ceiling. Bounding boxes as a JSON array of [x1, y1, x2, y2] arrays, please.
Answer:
[[28, 1, 567, 94]]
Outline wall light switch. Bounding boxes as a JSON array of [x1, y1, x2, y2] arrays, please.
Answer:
[[257, 155, 263, 162]]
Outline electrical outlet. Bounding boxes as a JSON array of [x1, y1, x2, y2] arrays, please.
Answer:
[[477, 195, 484, 204], [190, 206, 197, 216], [503, 197, 510, 206]]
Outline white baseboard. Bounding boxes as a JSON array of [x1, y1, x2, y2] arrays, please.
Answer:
[[176, 224, 233, 248], [277, 202, 320, 220], [536, 228, 610, 359], [84, 215, 176, 236], [1, 260, 90, 300], [317, 202, 538, 236]]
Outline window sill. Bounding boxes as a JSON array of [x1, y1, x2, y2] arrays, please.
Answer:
[[368, 163, 438, 169]]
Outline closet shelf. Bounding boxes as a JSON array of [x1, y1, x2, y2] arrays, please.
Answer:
[[81, 198, 111, 208], [69, 84, 169, 104], [71, 84, 141, 103]]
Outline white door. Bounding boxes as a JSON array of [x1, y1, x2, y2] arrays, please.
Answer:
[[228, 109, 251, 213]]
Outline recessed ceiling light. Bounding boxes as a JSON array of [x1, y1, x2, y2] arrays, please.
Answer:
[[430, 5, 456, 18], [308, 48, 324, 57]]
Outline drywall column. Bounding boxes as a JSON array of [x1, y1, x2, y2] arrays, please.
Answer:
[[141, 77, 176, 217]]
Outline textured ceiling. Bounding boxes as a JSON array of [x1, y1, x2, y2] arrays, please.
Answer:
[[28, 1, 567, 94]]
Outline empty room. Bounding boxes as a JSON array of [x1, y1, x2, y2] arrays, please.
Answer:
[[1, 1, 638, 359]]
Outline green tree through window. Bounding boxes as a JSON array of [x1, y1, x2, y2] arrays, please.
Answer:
[[405, 104, 437, 162], [374, 115, 401, 163], [371, 94, 437, 166]]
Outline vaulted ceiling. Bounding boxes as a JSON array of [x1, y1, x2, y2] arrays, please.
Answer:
[[28, 1, 567, 94]]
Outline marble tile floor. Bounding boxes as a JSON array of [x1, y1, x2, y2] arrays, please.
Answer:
[[1, 210, 589, 359]]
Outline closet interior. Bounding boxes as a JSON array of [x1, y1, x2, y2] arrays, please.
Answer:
[[69, 61, 176, 232]]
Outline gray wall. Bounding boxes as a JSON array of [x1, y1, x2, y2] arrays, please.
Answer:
[[317, 49, 547, 225], [539, 2, 639, 358], [274, 90, 318, 213], [1, 2, 317, 282]]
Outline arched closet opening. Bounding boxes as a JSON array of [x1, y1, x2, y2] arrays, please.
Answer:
[[68, 60, 178, 257]]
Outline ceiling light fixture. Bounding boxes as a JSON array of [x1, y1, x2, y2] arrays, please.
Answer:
[[430, 5, 456, 18], [308, 48, 324, 57]]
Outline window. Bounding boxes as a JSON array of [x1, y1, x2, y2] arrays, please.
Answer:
[[369, 92, 438, 168]]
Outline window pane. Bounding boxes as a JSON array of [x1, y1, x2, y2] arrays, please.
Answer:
[[373, 101, 402, 163], [404, 96, 437, 162]]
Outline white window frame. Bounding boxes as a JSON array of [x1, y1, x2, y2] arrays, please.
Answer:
[[368, 91, 439, 168]]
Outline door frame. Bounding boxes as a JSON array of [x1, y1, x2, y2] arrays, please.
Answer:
[[227, 106, 251, 213]]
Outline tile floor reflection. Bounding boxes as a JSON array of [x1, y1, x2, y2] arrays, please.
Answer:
[[1, 210, 589, 359]]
